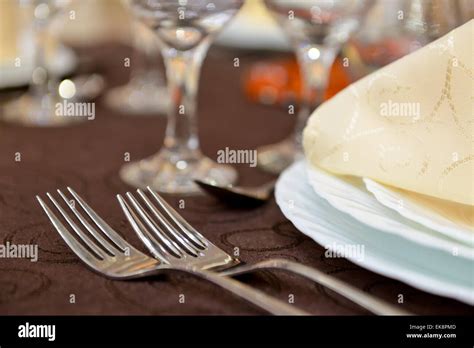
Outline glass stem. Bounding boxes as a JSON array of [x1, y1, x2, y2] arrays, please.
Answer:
[[129, 40, 148, 84], [161, 39, 211, 156], [30, 18, 51, 103], [293, 44, 338, 146], [130, 22, 163, 86]]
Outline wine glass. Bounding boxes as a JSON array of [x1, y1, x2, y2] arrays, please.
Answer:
[[1, 0, 84, 127], [346, 0, 466, 81], [105, 20, 169, 116], [121, 0, 244, 194], [258, 0, 374, 174]]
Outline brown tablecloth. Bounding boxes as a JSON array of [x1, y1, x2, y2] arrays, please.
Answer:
[[0, 45, 471, 315]]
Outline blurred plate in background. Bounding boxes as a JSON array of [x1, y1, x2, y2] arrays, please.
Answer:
[[0, 45, 76, 89], [216, 0, 290, 50]]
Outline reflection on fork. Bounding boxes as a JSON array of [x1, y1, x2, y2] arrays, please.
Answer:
[[120, 186, 412, 316], [117, 187, 242, 272], [36, 187, 308, 315]]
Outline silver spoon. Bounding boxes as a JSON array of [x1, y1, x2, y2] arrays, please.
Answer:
[[194, 179, 276, 206]]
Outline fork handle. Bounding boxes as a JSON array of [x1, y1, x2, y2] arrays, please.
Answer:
[[168, 266, 309, 315], [219, 259, 412, 315]]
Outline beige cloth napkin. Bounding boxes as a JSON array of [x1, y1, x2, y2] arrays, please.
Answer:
[[0, 0, 133, 64], [53, 0, 133, 46], [0, 0, 20, 63], [303, 20, 473, 206]]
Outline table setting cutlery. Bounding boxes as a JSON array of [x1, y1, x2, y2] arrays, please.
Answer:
[[118, 186, 410, 315], [36, 185, 410, 315], [36, 187, 308, 315], [1, 0, 473, 330], [194, 179, 277, 206]]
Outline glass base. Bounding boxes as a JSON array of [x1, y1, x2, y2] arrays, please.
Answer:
[[72, 74, 106, 101], [120, 149, 238, 195], [105, 80, 169, 116], [1, 94, 88, 127], [257, 138, 303, 175]]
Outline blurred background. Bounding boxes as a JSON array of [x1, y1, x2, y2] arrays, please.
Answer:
[[1, 0, 472, 111], [1, 1, 472, 317], [0, 0, 472, 185]]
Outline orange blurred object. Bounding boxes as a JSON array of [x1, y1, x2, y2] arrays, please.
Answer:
[[243, 57, 351, 106]]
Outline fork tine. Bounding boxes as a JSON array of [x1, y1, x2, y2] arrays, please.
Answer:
[[146, 187, 208, 248], [36, 196, 101, 266], [67, 187, 128, 252], [46, 192, 108, 260], [57, 189, 117, 256], [136, 189, 202, 256], [125, 192, 185, 258], [117, 194, 172, 263]]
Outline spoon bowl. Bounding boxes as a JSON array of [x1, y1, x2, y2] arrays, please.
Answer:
[[194, 179, 276, 207]]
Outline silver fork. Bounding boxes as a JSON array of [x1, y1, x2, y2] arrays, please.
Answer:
[[119, 187, 412, 316], [36, 187, 308, 315]]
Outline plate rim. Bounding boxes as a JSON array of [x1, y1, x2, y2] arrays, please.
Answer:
[[363, 177, 474, 246], [305, 163, 473, 259], [275, 160, 474, 305]]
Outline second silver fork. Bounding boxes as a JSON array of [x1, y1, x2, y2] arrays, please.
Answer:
[[38, 187, 307, 315], [119, 187, 411, 316]]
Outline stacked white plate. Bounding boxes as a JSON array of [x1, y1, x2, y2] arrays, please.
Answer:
[[216, 0, 290, 50], [275, 160, 474, 304], [0, 46, 76, 89]]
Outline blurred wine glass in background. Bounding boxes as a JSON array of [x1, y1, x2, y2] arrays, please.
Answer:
[[346, 0, 470, 80], [1, 0, 85, 127], [257, 0, 374, 174], [105, 19, 169, 116], [121, 0, 244, 194]]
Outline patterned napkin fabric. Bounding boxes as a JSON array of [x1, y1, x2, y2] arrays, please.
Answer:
[[304, 20, 473, 207]]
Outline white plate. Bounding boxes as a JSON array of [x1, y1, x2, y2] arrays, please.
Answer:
[[275, 160, 474, 304], [364, 178, 474, 247], [216, 0, 290, 50], [305, 164, 473, 259], [0, 46, 77, 89], [217, 18, 290, 50]]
